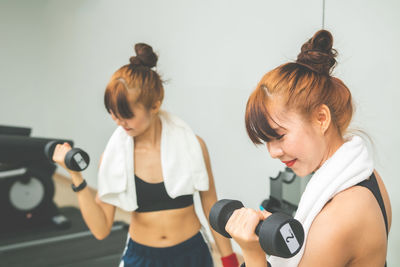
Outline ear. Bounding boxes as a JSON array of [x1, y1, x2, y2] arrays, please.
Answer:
[[150, 100, 161, 115], [314, 104, 331, 135]]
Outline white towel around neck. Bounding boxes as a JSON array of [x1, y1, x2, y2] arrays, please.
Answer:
[[268, 135, 373, 267], [97, 111, 209, 211]]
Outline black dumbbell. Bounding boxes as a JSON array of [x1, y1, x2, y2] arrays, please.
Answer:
[[209, 199, 304, 258], [44, 140, 90, 172]]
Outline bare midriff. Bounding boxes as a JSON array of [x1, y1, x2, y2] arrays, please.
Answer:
[[129, 204, 202, 247]]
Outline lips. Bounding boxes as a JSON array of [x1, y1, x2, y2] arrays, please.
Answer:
[[281, 159, 297, 167]]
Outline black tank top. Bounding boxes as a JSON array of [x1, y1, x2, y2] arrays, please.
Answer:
[[134, 175, 194, 212], [356, 173, 388, 266]]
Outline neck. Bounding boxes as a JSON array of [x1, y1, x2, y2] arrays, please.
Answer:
[[134, 114, 162, 148], [317, 128, 345, 170]]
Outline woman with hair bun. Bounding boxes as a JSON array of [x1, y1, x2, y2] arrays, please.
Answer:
[[52, 43, 239, 267], [225, 30, 391, 267]]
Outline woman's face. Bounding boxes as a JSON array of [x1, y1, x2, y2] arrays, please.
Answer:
[[110, 92, 156, 137], [110, 105, 152, 137], [265, 100, 328, 177]]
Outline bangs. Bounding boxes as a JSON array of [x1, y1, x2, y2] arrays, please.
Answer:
[[245, 87, 280, 144], [104, 79, 134, 119]]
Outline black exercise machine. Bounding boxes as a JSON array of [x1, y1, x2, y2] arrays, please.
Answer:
[[261, 167, 312, 216], [0, 125, 73, 230], [0, 125, 128, 267]]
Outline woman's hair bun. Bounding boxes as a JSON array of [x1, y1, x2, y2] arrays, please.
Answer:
[[129, 43, 158, 68], [296, 30, 337, 75]]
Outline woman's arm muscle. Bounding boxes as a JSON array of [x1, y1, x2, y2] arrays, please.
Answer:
[[197, 136, 235, 257], [69, 153, 116, 240]]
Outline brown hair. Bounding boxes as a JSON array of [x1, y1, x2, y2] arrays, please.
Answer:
[[104, 43, 164, 118], [245, 30, 353, 144]]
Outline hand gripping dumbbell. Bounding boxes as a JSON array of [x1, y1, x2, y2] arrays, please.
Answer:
[[209, 199, 304, 258], [44, 140, 90, 172]]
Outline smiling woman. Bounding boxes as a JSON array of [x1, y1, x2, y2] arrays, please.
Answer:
[[245, 30, 353, 178], [226, 30, 392, 267]]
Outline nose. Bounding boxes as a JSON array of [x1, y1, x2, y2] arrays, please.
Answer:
[[111, 114, 126, 127], [116, 118, 127, 127], [266, 141, 283, 159]]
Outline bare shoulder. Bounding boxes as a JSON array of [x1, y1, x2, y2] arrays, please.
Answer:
[[300, 184, 387, 266], [328, 184, 385, 232], [299, 189, 361, 266]]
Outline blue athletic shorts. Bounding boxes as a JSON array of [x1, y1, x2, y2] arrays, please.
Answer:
[[119, 231, 214, 267]]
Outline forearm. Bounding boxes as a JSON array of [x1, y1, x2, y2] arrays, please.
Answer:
[[241, 247, 268, 267], [70, 172, 111, 239], [201, 196, 234, 256], [210, 224, 235, 256]]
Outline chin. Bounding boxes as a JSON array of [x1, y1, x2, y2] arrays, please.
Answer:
[[124, 129, 136, 136], [128, 129, 146, 137], [291, 167, 312, 178]]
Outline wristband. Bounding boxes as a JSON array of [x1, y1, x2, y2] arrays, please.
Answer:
[[71, 179, 87, 192], [240, 261, 271, 267], [221, 252, 239, 267]]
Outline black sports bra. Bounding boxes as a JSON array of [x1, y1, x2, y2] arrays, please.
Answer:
[[356, 172, 388, 267], [356, 173, 389, 236], [134, 175, 193, 212]]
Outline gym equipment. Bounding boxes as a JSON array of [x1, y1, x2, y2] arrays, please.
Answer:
[[209, 199, 304, 258], [0, 133, 89, 172], [0, 125, 78, 230], [0, 162, 68, 229], [44, 140, 90, 172], [0, 126, 129, 266], [0, 125, 31, 136], [261, 167, 312, 216], [0, 207, 129, 267], [0, 133, 73, 164]]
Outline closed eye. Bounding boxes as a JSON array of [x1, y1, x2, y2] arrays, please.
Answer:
[[276, 134, 285, 140]]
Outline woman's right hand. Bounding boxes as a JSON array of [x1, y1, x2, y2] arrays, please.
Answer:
[[225, 207, 266, 249], [52, 142, 73, 172], [225, 207, 270, 266]]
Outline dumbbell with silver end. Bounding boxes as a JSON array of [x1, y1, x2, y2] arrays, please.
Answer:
[[209, 199, 304, 258], [44, 141, 90, 172]]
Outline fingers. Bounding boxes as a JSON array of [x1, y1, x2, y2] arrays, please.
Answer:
[[52, 142, 72, 166], [225, 207, 260, 244], [259, 209, 272, 220], [224, 207, 273, 251]]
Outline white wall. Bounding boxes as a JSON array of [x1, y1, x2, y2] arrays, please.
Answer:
[[1, 0, 399, 264], [325, 1, 400, 264]]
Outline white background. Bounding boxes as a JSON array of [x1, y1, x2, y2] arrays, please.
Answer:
[[1, 0, 399, 264]]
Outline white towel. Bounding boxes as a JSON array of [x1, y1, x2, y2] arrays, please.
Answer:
[[268, 135, 373, 266], [97, 111, 209, 212]]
